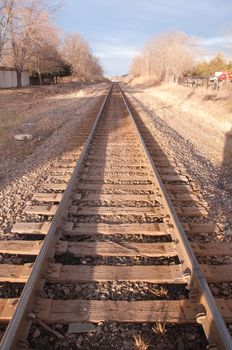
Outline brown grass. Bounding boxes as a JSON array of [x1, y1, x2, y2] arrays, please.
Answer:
[[129, 77, 232, 119], [129, 75, 161, 88], [133, 333, 150, 350], [226, 96, 232, 113], [152, 322, 167, 336], [0, 82, 91, 162], [128, 80, 232, 165], [0, 109, 28, 161], [0, 87, 49, 161]]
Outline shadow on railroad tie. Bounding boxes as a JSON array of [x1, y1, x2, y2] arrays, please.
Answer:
[[68, 85, 129, 339], [8, 88, 113, 349]]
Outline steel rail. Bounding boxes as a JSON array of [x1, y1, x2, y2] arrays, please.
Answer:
[[0, 84, 114, 350], [119, 84, 232, 350], [1, 83, 231, 349]]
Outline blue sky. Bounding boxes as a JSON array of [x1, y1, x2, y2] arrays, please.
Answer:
[[56, 0, 232, 76]]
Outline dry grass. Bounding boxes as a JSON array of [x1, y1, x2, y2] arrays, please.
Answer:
[[0, 82, 91, 162], [152, 322, 167, 336], [133, 333, 150, 350], [129, 78, 232, 121], [0, 110, 21, 139], [0, 87, 53, 161], [128, 80, 232, 165], [0, 109, 29, 161], [129, 75, 160, 88], [226, 94, 232, 113], [147, 82, 232, 124]]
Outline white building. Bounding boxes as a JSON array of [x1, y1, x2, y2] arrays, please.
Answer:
[[0, 67, 30, 88]]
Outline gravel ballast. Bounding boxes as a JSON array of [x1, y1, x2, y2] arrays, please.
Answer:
[[124, 85, 232, 240], [0, 83, 109, 235]]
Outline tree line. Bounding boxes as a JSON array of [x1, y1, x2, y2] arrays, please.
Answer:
[[192, 54, 232, 77], [0, 0, 103, 87], [130, 31, 231, 83], [130, 32, 194, 83]]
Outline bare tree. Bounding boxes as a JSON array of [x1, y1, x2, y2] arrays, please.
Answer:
[[89, 56, 103, 77], [1, 1, 102, 87], [130, 55, 143, 77], [30, 44, 64, 85], [28, 16, 63, 84], [130, 32, 195, 83], [6, 0, 60, 87], [0, 0, 15, 62], [62, 33, 89, 77], [62, 33, 103, 79]]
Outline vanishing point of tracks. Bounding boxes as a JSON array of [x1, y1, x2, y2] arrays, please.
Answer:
[[0, 83, 232, 349]]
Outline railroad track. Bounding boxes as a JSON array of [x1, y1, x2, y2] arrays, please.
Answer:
[[0, 83, 232, 349]]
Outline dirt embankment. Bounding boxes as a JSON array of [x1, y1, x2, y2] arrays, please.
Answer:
[[126, 83, 232, 167], [0, 82, 110, 233], [125, 82, 232, 234], [0, 82, 109, 177]]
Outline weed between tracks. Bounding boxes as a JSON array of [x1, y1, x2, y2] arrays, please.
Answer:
[[133, 333, 150, 350], [28, 323, 208, 349]]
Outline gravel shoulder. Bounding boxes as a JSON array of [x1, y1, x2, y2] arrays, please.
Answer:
[[124, 83, 232, 237], [127, 83, 232, 166], [0, 82, 108, 176], [0, 82, 110, 234]]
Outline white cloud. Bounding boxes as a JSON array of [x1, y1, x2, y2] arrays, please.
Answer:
[[194, 35, 232, 62], [93, 42, 142, 75], [200, 35, 232, 52], [95, 43, 140, 59]]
